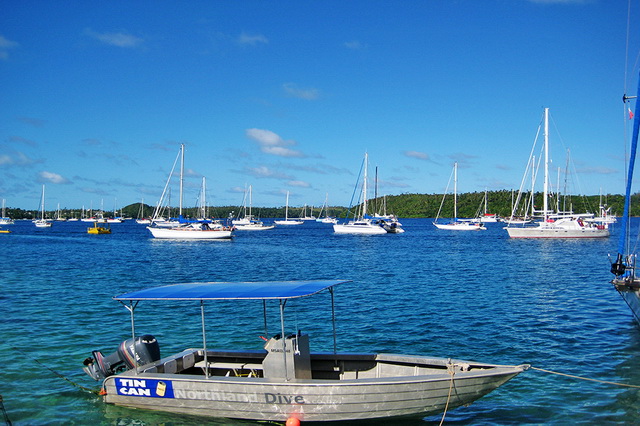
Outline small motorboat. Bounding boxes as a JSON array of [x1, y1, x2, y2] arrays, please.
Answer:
[[87, 223, 111, 234], [82, 280, 528, 423]]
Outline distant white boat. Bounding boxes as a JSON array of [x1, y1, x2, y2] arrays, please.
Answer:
[[136, 199, 152, 224], [334, 153, 387, 235], [234, 186, 274, 231], [274, 192, 303, 226], [316, 193, 337, 224], [147, 144, 233, 240], [433, 162, 485, 231], [34, 185, 52, 228], [505, 108, 609, 239], [0, 199, 14, 225]]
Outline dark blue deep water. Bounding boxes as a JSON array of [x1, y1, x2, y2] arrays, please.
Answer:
[[1, 218, 639, 425]]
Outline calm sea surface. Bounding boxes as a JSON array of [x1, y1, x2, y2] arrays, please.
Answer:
[[1, 218, 639, 425]]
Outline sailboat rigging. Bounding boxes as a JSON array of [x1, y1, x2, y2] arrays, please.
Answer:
[[433, 162, 485, 231], [505, 108, 609, 238], [333, 152, 387, 235], [146, 144, 234, 239], [610, 68, 640, 324]]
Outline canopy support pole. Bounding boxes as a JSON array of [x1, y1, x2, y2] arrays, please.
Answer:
[[330, 287, 337, 355], [120, 300, 139, 375], [279, 299, 289, 381], [263, 300, 268, 336], [201, 300, 209, 379]]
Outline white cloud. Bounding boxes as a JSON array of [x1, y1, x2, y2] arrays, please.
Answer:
[[283, 83, 320, 100], [39, 171, 70, 184], [404, 150, 430, 160], [344, 40, 364, 49], [246, 128, 305, 158], [246, 165, 292, 180], [0, 35, 18, 60], [237, 32, 268, 46], [288, 180, 310, 188], [84, 28, 144, 48]]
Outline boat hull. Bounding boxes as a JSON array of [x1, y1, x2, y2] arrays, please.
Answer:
[[147, 226, 233, 239], [102, 353, 526, 422], [613, 278, 640, 325], [433, 222, 485, 231], [506, 226, 609, 238]]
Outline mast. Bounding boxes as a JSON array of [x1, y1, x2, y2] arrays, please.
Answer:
[[453, 161, 458, 220], [543, 107, 549, 221], [363, 152, 369, 217], [285, 191, 289, 220], [249, 185, 253, 219], [179, 143, 184, 217], [41, 184, 45, 220]]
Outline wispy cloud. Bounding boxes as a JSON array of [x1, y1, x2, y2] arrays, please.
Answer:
[[404, 150, 430, 161], [38, 171, 70, 184], [344, 40, 365, 49], [246, 165, 293, 180], [246, 128, 305, 158], [237, 32, 268, 46], [18, 117, 45, 128], [9, 136, 37, 147], [576, 166, 618, 175], [283, 83, 320, 100], [0, 35, 18, 60], [84, 28, 144, 48], [288, 180, 310, 188]]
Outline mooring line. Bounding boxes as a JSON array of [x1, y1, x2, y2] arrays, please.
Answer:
[[532, 366, 640, 388], [11, 346, 99, 395], [1, 394, 11, 426]]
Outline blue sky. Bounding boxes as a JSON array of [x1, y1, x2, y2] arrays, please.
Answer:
[[1, 0, 639, 212]]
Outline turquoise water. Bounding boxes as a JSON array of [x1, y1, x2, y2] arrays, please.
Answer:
[[1, 218, 639, 425]]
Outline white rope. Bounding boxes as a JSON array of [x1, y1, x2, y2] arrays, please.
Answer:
[[531, 366, 640, 388]]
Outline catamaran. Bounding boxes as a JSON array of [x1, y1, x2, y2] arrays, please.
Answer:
[[505, 108, 609, 238], [333, 152, 387, 235], [82, 279, 528, 423]]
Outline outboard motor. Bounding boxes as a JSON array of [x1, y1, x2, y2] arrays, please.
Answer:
[[83, 335, 160, 381]]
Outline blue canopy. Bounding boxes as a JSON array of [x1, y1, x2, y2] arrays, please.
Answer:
[[114, 280, 350, 301]]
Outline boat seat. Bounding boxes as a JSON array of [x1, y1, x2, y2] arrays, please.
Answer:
[[194, 361, 262, 377]]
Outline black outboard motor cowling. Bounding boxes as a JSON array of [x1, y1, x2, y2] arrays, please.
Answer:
[[83, 335, 160, 381]]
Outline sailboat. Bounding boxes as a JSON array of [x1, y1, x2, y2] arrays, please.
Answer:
[[234, 185, 275, 231], [34, 185, 52, 228], [316, 193, 338, 224], [610, 64, 640, 324], [147, 144, 234, 239], [433, 162, 485, 231], [505, 108, 609, 238], [478, 190, 499, 223], [0, 199, 14, 225], [135, 199, 151, 224], [274, 191, 303, 225], [333, 152, 387, 235]]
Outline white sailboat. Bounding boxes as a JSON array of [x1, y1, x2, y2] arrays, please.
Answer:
[[34, 185, 52, 228], [234, 185, 275, 231], [433, 162, 485, 231], [0, 199, 14, 225], [274, 191, 303, 225], [316, 193, 338, 224], [333, 152, 387, 235], [147, 144, 234, 239], [478, 190, 499, 223], [506, 108, 609, 238], [135, 199, 151, 224]]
